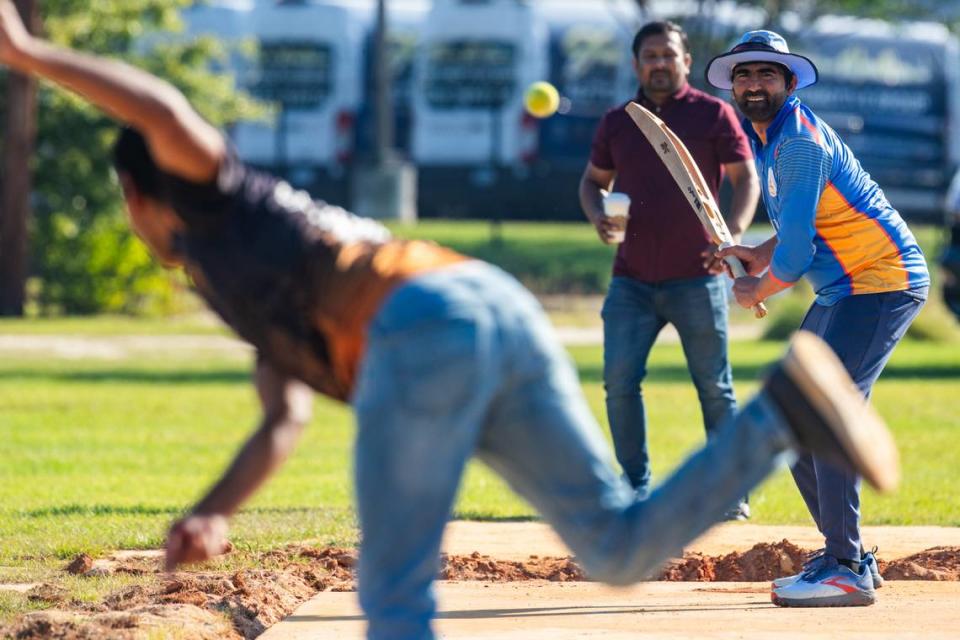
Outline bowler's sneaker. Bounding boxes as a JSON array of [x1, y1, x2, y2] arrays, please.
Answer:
[[772, 555, 875, 607], [764, 331, 900, 493]]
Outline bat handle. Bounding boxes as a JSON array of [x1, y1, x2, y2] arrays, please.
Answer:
[[722, 254, 768, 319]]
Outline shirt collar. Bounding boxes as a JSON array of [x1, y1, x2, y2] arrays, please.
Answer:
[[742, 95, 801, 146]]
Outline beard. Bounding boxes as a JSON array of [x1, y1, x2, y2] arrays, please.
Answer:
[[736, 90, 787, 123], [644, 69, 679, 93]]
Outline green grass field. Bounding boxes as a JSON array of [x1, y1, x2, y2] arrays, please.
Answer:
[[2, 220, 958, 621], [1, 334, 957, 570]]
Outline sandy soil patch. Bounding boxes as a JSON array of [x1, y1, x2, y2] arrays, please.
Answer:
[[260, 581, 960, 640], [3, 524, 960, 639]]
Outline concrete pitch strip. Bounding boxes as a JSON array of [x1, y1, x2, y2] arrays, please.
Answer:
[[260, 522, 960, 640]]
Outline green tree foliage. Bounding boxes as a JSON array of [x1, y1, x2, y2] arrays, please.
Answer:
[[27, 0, 265, 315]]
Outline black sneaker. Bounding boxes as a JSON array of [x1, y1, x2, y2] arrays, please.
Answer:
[[764, 331, 900, 493]]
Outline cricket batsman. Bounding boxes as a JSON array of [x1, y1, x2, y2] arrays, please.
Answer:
[[708, 30, 930, 607]]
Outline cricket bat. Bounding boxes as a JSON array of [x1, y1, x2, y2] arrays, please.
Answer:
[[625, 101, 767, 318]]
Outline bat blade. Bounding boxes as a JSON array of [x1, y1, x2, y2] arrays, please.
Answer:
[[625, 101, 767, 318]]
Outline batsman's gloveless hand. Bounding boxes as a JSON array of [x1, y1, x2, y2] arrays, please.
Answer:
[[716, 244, 769, 277], [701, 245, 727, 275], [731, 275, 763, 309], [165, 513, 232, 572]]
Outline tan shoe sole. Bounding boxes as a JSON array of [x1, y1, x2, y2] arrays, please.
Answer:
[[777, 331, 900, 493]]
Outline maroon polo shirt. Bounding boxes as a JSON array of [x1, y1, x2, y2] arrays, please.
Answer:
[[590, 84, 751, 283]]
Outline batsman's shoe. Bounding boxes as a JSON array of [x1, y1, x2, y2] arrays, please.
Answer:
[[764, 331, 900, 493], [863, 548, 884, 589], [772, 548, 826, 589], [773, 548, 884, 590], [771, 556, 875, 607]]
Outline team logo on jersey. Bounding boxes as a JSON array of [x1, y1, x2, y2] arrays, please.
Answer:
[[767, 167, 778, 198]]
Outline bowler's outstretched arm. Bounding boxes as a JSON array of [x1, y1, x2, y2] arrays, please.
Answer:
[[0, 0, 224, 183]]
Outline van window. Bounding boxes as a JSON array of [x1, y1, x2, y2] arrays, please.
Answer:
[[252, 42, 334, 109], [424, 40, 516, 108]]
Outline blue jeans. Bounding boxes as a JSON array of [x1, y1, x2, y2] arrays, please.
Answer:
[[601, 275, 737, 490], [352, 261, 796, 639], [792, 288, 927, 562]]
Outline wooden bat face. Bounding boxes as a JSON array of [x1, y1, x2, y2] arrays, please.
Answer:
[[625, 101, 767, 318], [624, 101, 732, 246]]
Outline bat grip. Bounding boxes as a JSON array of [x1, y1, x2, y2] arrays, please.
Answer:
[[722, 254, 768, 319]]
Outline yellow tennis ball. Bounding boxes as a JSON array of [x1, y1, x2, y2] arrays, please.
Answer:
[[524, 81, 560, 119]]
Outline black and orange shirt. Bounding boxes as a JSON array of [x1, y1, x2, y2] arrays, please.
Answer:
[[164, 149, 466, 402]]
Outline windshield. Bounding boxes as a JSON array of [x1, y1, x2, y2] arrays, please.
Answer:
[[424, 40, 517, 109], [252, 42, 334, 109]]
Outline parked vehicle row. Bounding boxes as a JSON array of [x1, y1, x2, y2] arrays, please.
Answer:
[[181, 1, 960, 226]]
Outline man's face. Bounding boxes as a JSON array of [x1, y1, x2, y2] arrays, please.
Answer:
[[731, 62, 796, 124], [118, 173, 185, 268], [634, 32, 691, 95]]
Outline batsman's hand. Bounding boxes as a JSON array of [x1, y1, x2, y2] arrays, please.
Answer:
[[731, 275, 763, 309], [701, 244, 726, 275], [716, 244, 769, 277], [165, 513, 232, 572], [0, 0, 31, 66]]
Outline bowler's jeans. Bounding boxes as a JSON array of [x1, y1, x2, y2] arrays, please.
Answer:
[[792, 288, 927, 562], [601, 275, 737, 491], [352, 261, 795, 640]]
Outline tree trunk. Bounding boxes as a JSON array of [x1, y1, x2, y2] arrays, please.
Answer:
[[0, 0, 39, 317]]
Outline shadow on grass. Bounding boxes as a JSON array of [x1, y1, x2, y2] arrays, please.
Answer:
[[17, 504, 347, 519], [576, 362, 960, 384], [0, 368, 249, 385], [451, 513, 540, 523]]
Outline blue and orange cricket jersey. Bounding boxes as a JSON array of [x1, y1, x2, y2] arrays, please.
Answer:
[[744, 95, 929, 305]]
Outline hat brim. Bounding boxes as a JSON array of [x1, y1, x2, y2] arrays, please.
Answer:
[[706, 50, 818, 90]]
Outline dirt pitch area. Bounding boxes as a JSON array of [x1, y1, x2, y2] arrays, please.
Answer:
[[3, 522, 960, 639]]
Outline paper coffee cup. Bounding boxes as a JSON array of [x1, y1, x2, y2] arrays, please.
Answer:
[[603, 192, 631, 243]]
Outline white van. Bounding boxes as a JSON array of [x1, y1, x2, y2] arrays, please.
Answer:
[[790, 16, 960, 222], [229, 0, 373, 200], [411, 0, 642, 218], [182, 0, 428, 204]]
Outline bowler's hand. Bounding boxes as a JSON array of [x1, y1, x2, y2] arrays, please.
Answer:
[[716, 244, 769, 277], [731, 276, 764, 309], [0, 0, 31, 66], [165, 514, 231, 572]]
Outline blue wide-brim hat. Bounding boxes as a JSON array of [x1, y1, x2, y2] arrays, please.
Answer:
[[706, 30, 818, 90]]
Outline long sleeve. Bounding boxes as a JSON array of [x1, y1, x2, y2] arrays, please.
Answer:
[[769, 137, 831, 284]]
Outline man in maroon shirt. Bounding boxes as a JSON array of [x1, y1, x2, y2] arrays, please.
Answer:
[[580, 21, 760, 518]]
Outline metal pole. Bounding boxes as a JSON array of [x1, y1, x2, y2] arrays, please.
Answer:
[[374, 0, 394, 164]]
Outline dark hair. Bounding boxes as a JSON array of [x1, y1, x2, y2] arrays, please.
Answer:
[[731, 61, 795, 87], [112, 127, 164, 199], [632, 21, 689, 58]]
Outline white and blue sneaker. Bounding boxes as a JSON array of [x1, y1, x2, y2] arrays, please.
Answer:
[[772, 548, 827, 589], [863, 548, 884, 588], [773, 547, 884, 590], [772, 555, 875, 607]]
